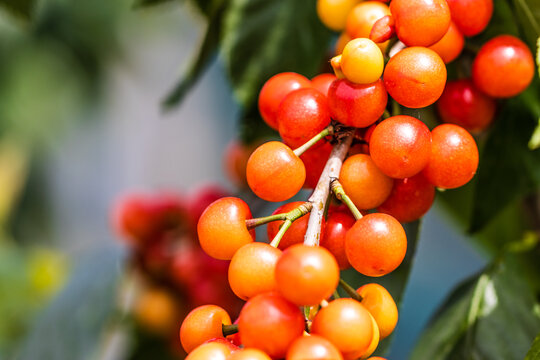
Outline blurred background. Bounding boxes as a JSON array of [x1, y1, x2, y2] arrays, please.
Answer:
[[0, 1, 492, 359]]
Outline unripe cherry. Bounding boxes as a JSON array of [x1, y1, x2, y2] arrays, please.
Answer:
[[357, 283, 398, 339], [341, 38, 384, 84], [346, 1, 391, 50], [317, 0, 359, 31]]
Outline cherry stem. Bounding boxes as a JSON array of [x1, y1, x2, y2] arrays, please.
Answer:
[[222, 323, 238, 336], [383, 109, 391, 119], [293, 125, 334, 157], [269, 202, 313, 247], [331, 179, 363, 220], [304, 129, 355, 246], [245, 213, 287, 229], [339, 278, 363, 302]]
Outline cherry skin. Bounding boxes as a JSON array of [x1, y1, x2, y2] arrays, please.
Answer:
[[311, 298, 374, 359], [472, 35, 535, 98], [345, 213, 407, 277], [446, 0, 493, 36], [422, 124, 479, 189], [311, 73, 337, 96], [197, 197, 256, 260], [238, 292, 305, 359], [224, 140, 261, 188], [180, 305, 232, 353], [384, 47, 447, 108], [187, 185, 229, 227], [321, 207, 356, 269], [428, 21, 464, 64], [317, 0, 359, 31], [357, 283, 399, 339], [267, 201, 325, 249], [340, 154, 394, 210], [286, 335, 344, 360], [278, 88, 331, 149], [328, 78, 388, 128], [378, 173, 436, 223], [275, 244, 340, 306], [258, 72, 311, 130], [228, 242, 282, 300], [246, 141, 306, 202], [360, 315, 380, 359], [437, 79, 496, 134], [346, 1, 391, 50], [185, 341, 237, 360], [335, 32, 352, 55], [228, 348, 272, 360], [369, 115, 432, 179], [341, 38, 384, 84], [390, 0, 450, 46], [300, 142, 333, 189]]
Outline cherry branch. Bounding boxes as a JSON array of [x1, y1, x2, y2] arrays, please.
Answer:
[[303, 129, 354, 246]]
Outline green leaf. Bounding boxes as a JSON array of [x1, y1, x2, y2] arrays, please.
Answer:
[[525, 333, 540, 360], [411, 261, 540, 360], [220, 0, 332, 108], [511, 0, 540, 48], [341, 220, 421, 355], [0, 0, 35, 20], [162, 0, 226, 109], [16, 247, 125, 360], [133, 0, 179, 7]]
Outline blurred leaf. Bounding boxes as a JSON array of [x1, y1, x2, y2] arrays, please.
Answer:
[[162, 2, 225, 109], [511, 0, 540, 48], [525, 333, 540, 360], [341, 220, 421, 354], [133, 0, 179, 7], [411, 260, 540, 360], [17, 247, 125, 360], [528, 118, 540, 150], [220, 0, 332, 108], [0, 0, 35, 20], [0, 139, 29, 227]]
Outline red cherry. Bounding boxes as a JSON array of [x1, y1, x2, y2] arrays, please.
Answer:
[[446, 0, 493, 36], [321, 207, 356, 269], [311, 73, 337, 96]]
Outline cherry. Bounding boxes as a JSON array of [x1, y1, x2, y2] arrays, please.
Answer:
[[378, 173, 435, 223], [185, 340, 237, 360], [335, 32, 352, 55], [321, 207, 356, 269], [317, 0, 359, 31], [384, 47, 447, 108], [258, 72, 311, 130], [437, 79, 496, 133], [311, 73, 337, 96], [472, 35, 535, 98], [428, 21, 465, 64], [229, 348, 272, 360], [224, 140, 260, 188], [346, 1, 391, 50], [357, 283, 398, 339], [238, 292, 305, 358], [286, 335, 344, 360], [134, 287, 180, 336], [345, 213, 407, 277], [390, 0, 451, 46], [300, 142, 333, 189], [340, 38, 384, 84], [446, 0, 493, 36], [422, 124, 479, 189], [246, 141, 306, 202], [369, 115, 432, 179], [197, 197, 255, 260], [188, 185, 229, 227], [328, 78, 388, 128], [180, 305, 232, 353]]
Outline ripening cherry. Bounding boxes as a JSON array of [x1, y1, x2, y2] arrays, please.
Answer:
[[180, 305, 232, 353], [134, 287, 180, 335], [278, 88, 331, 148], [446, 0, 493, 36], [301, 142, 333, 189], [369, 115, 432, 179], [246, 141, 306, 202], [238, 292, 305, 358], [328, 78, 387, 128], [185, 340, 238, 360], [346, 1, 391, 50], [384, 47, 447, 108], [437, 79, 496, 133], [188, 185, 229, 227], [258, 72, 311, 130], [224, 140, 261, 187], [286, 335, 344, 360], [228, 348, 272, 360], [197, 197, 255, 260], [357, 284, 399, 339], [321, 207, 356, 269], [228, 242, 282, 300], [422, 124, 479, 189], [346, 213, 407, 277], [312, 73, 337, 96], [340, 38, 384, 84], [472, 35, 535, 98], [359, 315, 380, 359], [390, 0, 451, 46], [275, 244, 340, 306], [267, 201, 325, 249], [378, 173, 435, 223], [311, 298, 374, 359], [340, 154, 394, 210], [335, 32, 352, 55], [428, 21, 464, 64], [317, 0, 359, 31]]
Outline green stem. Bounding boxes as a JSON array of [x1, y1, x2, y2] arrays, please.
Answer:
[[331, 179, 363, 220], [339, 278, 363, 302], [333, 290, 340, 299], [222, 323, 238, 336], [293, 125, 334, 157], [245, 213, 287, 229], [269, 202, 313, 247]]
